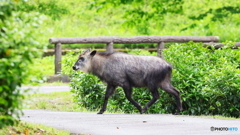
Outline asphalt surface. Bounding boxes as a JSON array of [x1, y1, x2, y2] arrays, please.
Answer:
[[20, 86, 240, 135], [21, 110, 239, 135]]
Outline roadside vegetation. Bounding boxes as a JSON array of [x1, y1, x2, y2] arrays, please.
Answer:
[[0, 0, 47, 129], [0, 122, 69, 135]]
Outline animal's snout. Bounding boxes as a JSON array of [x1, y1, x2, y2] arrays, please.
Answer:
[[72, 66, 77, 70]]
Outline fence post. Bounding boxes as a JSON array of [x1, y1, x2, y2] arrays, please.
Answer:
[[106, 42, 114, 52], [55, 43, 62, 74], [157, 42, 164, 58]]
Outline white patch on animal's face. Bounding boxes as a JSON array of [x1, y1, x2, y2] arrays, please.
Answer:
[[73, 51, 94, 73], [79, 59, 91, 73]]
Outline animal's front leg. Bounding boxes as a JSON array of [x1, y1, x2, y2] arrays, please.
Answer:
[[97, 85, 116, 114]]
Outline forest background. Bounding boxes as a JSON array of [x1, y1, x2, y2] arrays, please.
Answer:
[[16, 0, 240, 48]]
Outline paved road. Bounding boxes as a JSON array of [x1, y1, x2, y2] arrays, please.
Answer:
[[21, 85, 70, 94], [21, 109, 239, 135]]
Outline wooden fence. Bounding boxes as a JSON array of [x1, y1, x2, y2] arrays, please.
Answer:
[[48, 36, 237, 74]]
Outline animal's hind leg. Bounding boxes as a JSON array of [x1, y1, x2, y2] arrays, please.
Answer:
[[142, 87, 160, 113], [160, 83, 182, 115], [122, 83, 142, 113], [98, 84, 116, 114]]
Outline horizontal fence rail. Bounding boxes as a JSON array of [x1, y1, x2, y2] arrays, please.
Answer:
[[50, 36, 240, 74], [49, 36, 219, 44], [204, 42, 240, 49]]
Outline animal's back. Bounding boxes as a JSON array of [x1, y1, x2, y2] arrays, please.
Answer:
[[101, 53, 172, 87], [106, 53, 171, 72]]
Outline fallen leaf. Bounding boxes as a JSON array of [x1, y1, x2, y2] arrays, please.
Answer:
[[24, 128, 29, 135], [143, 121, 147, 123]]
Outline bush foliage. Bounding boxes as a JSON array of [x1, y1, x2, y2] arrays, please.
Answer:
[[63, 42, 240, 117], [164, 42, 240, 117], [0, 0, 45, 128]]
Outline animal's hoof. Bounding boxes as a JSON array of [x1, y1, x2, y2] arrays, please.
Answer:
[[141, 108, 147, 114], [97, 111, 104, 114], [174, 112, 181, 115], [97, 109, 105, 114]]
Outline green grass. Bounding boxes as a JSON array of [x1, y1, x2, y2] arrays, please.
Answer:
[[31, 56, 55, 75], [0, 122, 69, 135], [24, 90, 126, 114], [24, 91, 87, 112], [25, 56, 55, 85]]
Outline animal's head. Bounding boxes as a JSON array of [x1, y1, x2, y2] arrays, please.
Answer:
[[72, 49, 97, 72]]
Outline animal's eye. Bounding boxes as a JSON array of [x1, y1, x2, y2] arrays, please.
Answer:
[[79, 57, 84, 61]]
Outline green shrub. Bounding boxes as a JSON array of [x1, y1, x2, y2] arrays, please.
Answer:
[[63, 44, 240, 117], [164, 42, 240, 117], [0, 1, 46, 128]]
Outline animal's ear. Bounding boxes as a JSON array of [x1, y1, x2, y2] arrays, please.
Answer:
[[90, 50, 97, 57]]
